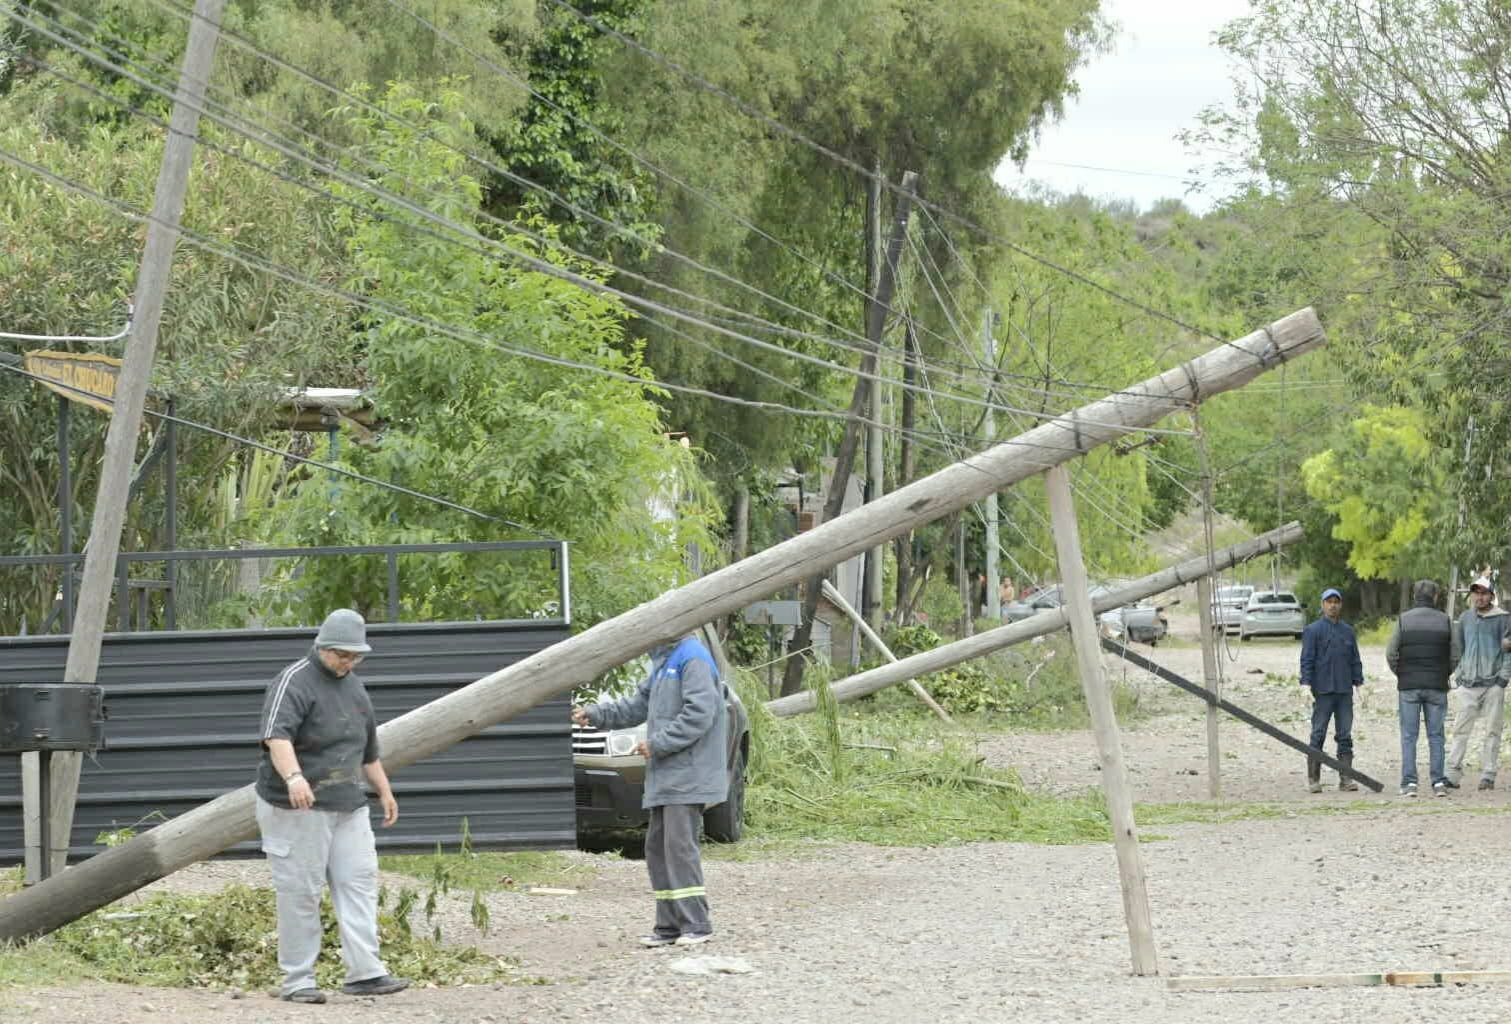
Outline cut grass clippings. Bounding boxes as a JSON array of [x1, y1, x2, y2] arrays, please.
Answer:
[[738, 668, 1113, 847], [381, 847, 598, 894], [0, 879, 535, 992]]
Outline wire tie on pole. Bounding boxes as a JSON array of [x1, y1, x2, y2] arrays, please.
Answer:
[[1258, 325, 1282, 368], [1181, 361, 1201, 403]]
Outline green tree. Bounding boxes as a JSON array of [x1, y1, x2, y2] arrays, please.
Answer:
[[265, 85, 715, 625]]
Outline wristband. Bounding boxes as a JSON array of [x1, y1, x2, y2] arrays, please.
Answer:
[[284, 772, 304, 784]]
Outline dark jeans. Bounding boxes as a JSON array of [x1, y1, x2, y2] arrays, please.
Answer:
[[1399, 688, 1448, 787], [1310, 690, 1354, 757]]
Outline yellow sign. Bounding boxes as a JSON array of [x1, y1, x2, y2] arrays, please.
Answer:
[[23, 350, 122, 413]]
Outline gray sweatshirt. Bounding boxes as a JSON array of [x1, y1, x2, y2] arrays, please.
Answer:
[[1454, 607, 1511, 687]]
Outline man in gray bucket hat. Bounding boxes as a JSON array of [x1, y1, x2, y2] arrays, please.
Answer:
[[254, 608, 408, 1004]]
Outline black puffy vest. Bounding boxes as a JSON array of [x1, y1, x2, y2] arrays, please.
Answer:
[[1396, 606, 1453, 691]]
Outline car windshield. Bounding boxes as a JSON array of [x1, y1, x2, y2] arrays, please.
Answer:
[[1250, 592, 1298, 606]]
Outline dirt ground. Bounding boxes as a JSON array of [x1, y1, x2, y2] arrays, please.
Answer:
[[8, 611, 1511, 1024]]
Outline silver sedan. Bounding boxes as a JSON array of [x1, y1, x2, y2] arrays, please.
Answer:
[[1239, 591, 1306, 641]]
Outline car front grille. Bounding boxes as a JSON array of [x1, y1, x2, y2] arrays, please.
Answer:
[[572, 726, 608, 756]]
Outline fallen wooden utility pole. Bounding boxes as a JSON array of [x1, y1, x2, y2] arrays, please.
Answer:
[[1046, 464, 1158, 976], [38, 0, 226, 882], [819, 579, 950, 723], [0, 309, 1324, 941], [766, 521, 1304, 718], [1101, 638, 1384, 792], [1167, 969, 1511, 992]]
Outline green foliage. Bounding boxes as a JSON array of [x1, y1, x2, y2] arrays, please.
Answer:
[[1301, 405, 1447, 580], [35, 883, 521, 990], [731, 667, 1113, 847], [262, 83, 716, 626]]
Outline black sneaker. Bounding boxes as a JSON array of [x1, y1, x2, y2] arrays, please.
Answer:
[[282, 989, 326, 1004], [1443, 778, 1461, 789], [640, 932, 678, 947], [1479, 778, 1495, 791], [341, 975, 409, 996], [1433, 783, 1448, 798]]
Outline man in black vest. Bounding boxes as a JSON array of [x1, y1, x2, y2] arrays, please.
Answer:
[[1386, 580, 1461, 797]]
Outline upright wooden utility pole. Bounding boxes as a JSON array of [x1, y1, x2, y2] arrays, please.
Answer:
[[782, 170, 918, 696], [862, 161, 886, 630], [982, 308, 1001, 620], [0, 310, 1325, 940], [1196, 575, 1221, 798], [1046, 464, 1159, 976], [36, 0, 225, 881]]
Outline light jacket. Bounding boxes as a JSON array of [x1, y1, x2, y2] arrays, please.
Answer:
[[1454, 607, 1511, 687], [1300, 616, 1363, 695], [587, 636, 729, 808]]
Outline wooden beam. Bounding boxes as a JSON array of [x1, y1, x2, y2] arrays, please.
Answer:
[[767, 522, 1304, 718], [0, 309, 1325, 942], [1046, 465, 1158, 977], [1100, 638, 1385, 792], [1167, 969, 1511, 991], [819, 579, 950, 722]]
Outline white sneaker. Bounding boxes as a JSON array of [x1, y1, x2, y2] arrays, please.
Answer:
[[1400, 783, 1417, 797], [640, 933, 678, 948], [674, 932, 713, 946], [1433, 782, 1448, 798]]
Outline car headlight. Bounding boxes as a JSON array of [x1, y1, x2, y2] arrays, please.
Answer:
[[606, 726, 646, 757]]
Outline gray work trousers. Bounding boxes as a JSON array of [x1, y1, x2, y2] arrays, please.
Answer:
[[1447, 684, 1508, 785], [646, 803, 711, 938], [255, 796, 387, 995]]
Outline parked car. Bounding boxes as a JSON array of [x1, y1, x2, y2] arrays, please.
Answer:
[[572, 628, 751, 842], [1239, 590, 1306, 641], [1099, 598, 1171, 645], [1213, 584, 1255, 635], [1003, 584, 1064, 623]]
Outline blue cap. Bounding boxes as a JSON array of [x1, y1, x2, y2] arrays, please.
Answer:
[[1320, 588, 1343, 602]]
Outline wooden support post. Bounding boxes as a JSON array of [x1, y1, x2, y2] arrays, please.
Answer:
[[38, 0, 225, 880], [820, 579, 950, 722], [1167, 969, 1511, 992], [1196, 575, 1221, 798], [0, 311, 1325, 942], [1045, 464, 1159, 976], [769, 522, 1304, 718]]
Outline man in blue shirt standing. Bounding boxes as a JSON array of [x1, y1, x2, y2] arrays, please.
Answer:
[[1300, 587, 1364, 793]]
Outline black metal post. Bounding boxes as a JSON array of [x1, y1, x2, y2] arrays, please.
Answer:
[[116, 556, 130, 632], [164, 398, 177, 629], [58, 396, 73, 633], [36, 752, 52, 882]]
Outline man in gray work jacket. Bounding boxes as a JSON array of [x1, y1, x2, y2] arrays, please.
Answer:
[[255, 608, 408, 1004], [1387, 580, 1460, 797], [1446, 577, 1511, 790], [573, 633, 728, 948]]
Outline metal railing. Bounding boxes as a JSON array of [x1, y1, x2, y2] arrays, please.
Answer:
[[0, 540, 571, 634]]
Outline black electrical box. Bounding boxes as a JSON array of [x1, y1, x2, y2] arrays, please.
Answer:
[[0, 684, 107, 753]]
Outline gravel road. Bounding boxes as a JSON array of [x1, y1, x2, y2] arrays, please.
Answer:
[[7, 613, 1510, 1024]]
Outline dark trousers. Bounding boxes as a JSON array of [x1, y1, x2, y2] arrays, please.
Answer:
[[1310, 690, 1354, 757], [646, 804, 711, 938]]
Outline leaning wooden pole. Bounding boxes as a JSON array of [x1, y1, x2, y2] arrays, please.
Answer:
[[767, 522, 1303, 718], [0, 309, 1325, 941], [1047, 464, 1158, 976]]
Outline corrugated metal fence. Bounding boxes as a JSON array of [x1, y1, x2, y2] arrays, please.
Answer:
[[0, 620, 573, 863]]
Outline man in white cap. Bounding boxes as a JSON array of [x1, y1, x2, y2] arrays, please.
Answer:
[[1446, 578, 1511, 790], [254, 608, 408, 1004]]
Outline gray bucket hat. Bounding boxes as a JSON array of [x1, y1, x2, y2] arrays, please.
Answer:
[[314, 608, 372, 653]]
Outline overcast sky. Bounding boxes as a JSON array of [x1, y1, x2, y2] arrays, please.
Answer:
[[994, 0, 1254, 213]]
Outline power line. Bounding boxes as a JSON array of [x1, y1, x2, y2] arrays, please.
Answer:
[[538, 0, 1243, 349], [11, 9, 1172, 444]]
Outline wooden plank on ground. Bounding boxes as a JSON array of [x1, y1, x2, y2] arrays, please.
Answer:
[[1167, 969, 1511, 991]]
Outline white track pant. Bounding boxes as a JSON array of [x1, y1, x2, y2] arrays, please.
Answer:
[[255, 796, 387, 995]]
